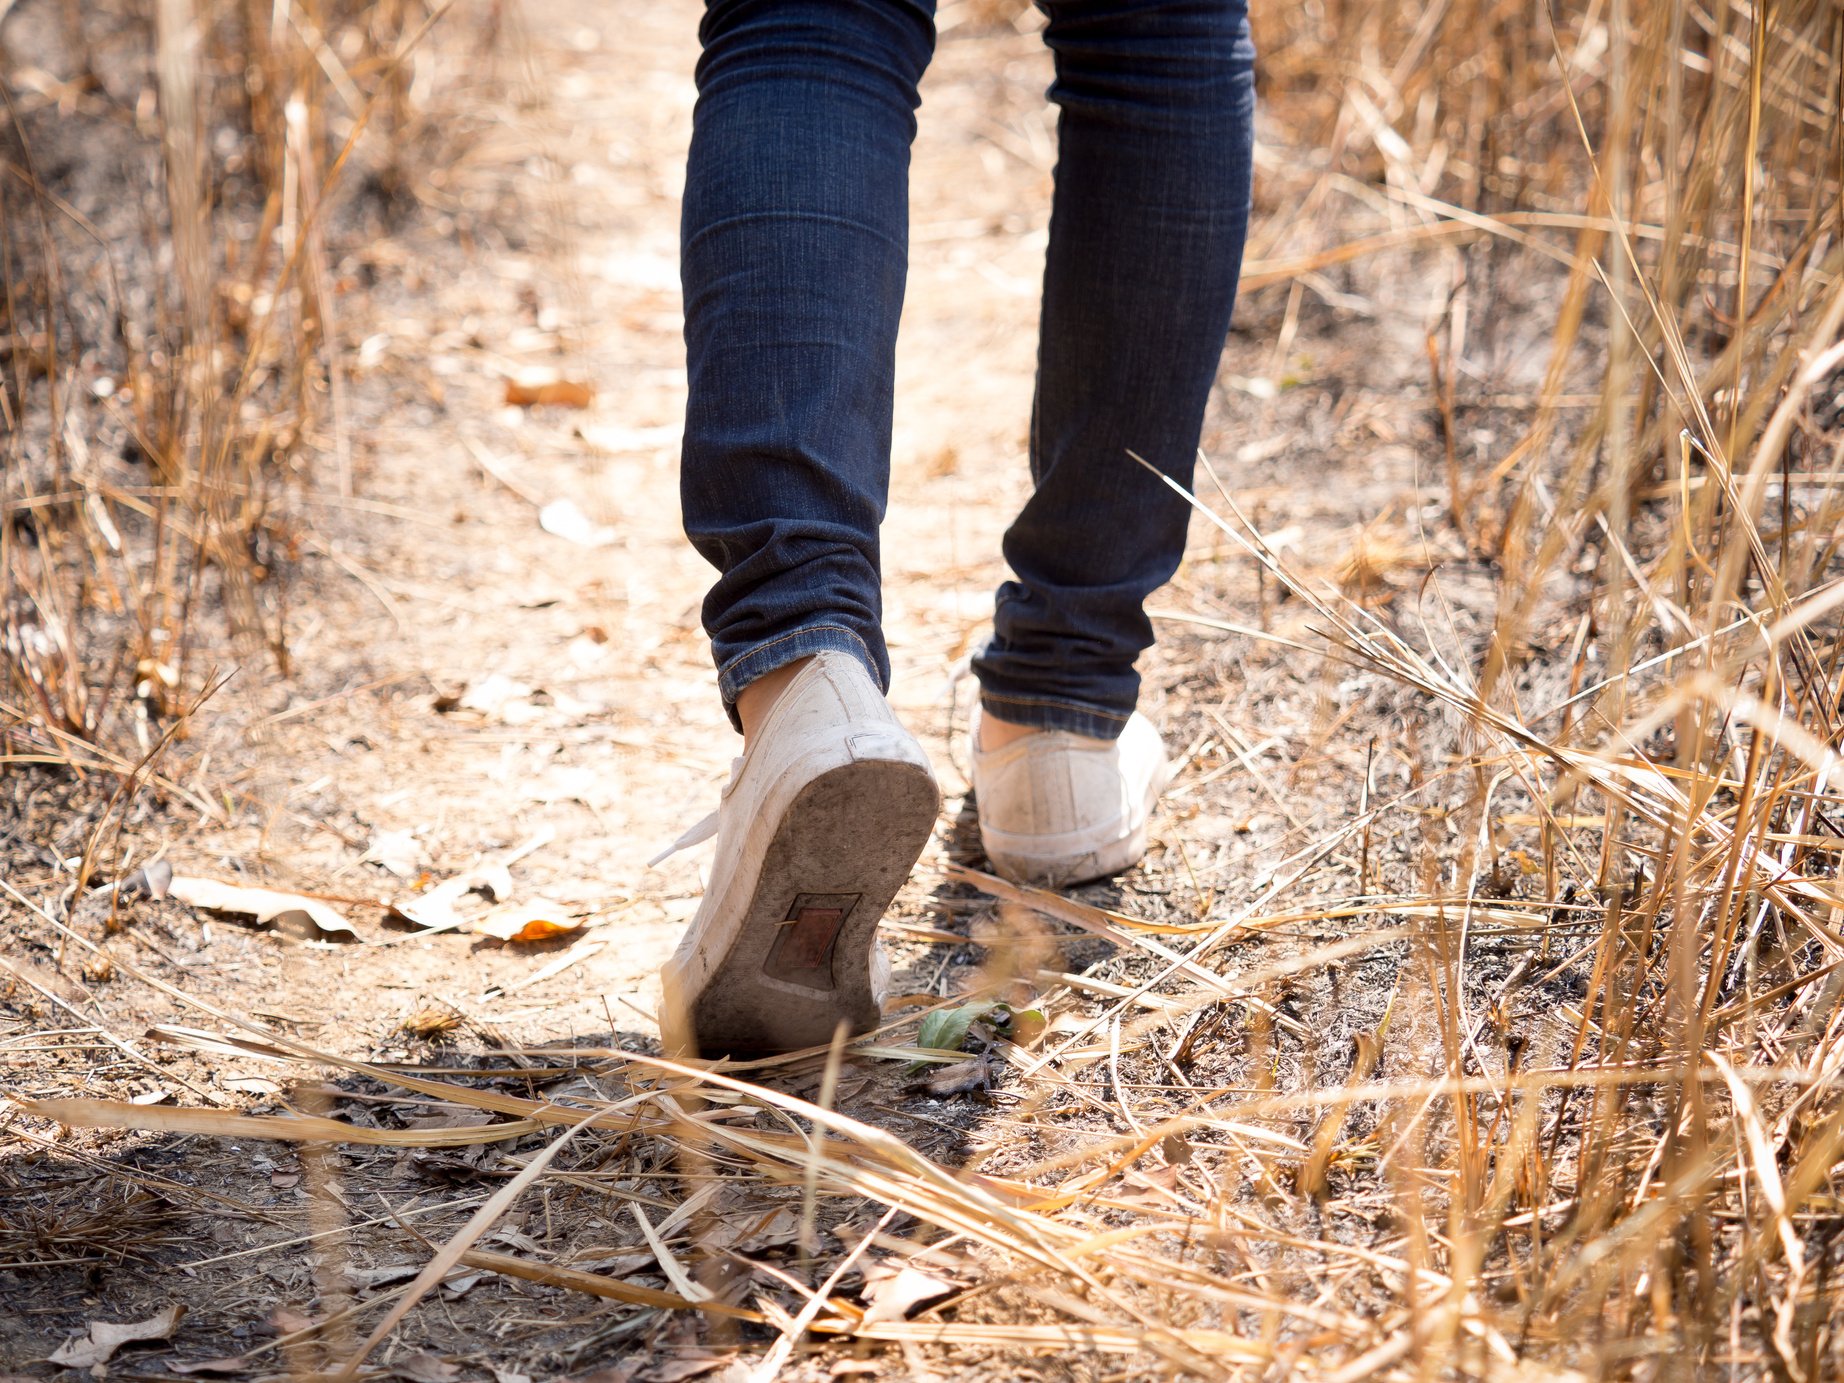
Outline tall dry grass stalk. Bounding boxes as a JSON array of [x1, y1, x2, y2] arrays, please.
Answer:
[[1, 0, 430, 783]]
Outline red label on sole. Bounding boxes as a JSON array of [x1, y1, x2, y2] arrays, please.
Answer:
[[764, 893, 861, 989]]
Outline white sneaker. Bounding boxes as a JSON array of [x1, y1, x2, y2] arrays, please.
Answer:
[[658, 652, 939, 1058], [969, 702, 1170, 887]]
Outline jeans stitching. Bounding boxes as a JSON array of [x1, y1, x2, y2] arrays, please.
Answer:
[[717, 624, 877, 694], [683, 210, 908, 260]]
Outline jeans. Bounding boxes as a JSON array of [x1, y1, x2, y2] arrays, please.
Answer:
[[680, 0, 1254, 738]]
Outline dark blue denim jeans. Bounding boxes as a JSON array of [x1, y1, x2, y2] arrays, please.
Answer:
[[681, 0, 1254, 738]]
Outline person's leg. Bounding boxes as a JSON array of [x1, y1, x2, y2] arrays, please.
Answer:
[[680, 0, 937, 731], [971, 0, 1255, 739], [665, 0, 943, 1056]]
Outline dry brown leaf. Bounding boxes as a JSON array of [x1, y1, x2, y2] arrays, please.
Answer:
[[48, 1304, 184, 1368], [919, 1057, 991, 1097], [400, 1003, 465, 1040], [343, 1263, 424, 1291], [858, 1262, 955, 1325], [165, 1356, 248, 1375], [386, 1353, 461, 1383], [634, 1358, 734, 1383], [270, 1306, 317, 1336], [145, 1024, 296, 1062], [504, 374, 594, 408], [706, 1205, 800, 1253], [471, 899, 585, 943], [167, 876, 356, 940]]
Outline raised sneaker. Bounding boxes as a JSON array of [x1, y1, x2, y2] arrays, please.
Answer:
[[658, 652, 939, 1058]]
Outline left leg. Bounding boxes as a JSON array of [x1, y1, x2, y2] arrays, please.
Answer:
[[972, 0, 1255, 738], [968, 0, 1255, 886]]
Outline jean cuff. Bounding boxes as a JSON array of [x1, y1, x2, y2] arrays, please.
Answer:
[[977, 688, 1131, 741], [717, 624, 883, 731]]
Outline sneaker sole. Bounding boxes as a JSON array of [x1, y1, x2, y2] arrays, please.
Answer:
[[661, 755, 939, 1059]]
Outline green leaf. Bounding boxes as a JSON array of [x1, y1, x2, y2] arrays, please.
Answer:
[[915, 1000, 1002, 1057]]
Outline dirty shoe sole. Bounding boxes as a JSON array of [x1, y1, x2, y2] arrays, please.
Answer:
[[661, 756, 938, 1059]]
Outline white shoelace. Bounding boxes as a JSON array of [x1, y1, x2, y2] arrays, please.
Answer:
[[645, 756, 742, 868]]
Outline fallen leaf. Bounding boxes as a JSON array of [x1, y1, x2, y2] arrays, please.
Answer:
[[363, 829, 425, 879], [392, 833, 549, 931], [120, 859, 175, 899], [637, 1358, 734, 1383], [344, 1263, 424, 1290], [919, 1056, 991, 1097], [539, 498, 618, 548], [223, 1077, 284, 1095], [1115, 1164, 1185, 1205], [386, 1353, 461, 1383], [147, 1024, 295, 1062], [270, 1306, 317, 1336], [505, 374, 595, 408], [432, 675, 597, 726], [394, 869, 508, 931], [48, 1304, 184, 1368], [400, 1003, 465, 1040], [471, 898, 585, 943], [491, 1368, 536, 1383], [167, 876, 356, 940], [858, 1262, 956, 1324], [166, 1357, 249, 1375], [454, 673, 533, 717], [915, 999, 1001, 1056], [707, 1206, 800, 1253], [575, 421, 678, 453]]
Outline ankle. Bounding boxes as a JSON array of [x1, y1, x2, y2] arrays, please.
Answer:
[[737, 657, 815, 744], [978, 707, 1040, 752]]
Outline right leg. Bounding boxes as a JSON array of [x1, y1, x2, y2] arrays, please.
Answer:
[[665, 0, 942, 1057], [680, 0, 937, 731]]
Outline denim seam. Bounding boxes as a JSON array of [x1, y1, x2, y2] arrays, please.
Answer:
[[978, 689, 1131, 723], [683, 210, 908, 260], [717, 623, 879, 700]]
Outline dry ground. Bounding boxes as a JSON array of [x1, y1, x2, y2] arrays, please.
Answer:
[[3, 1, 1658, 1378]]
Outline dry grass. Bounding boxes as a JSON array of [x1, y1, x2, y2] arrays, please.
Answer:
[[8, 0, 1844, 1378], [0, 0, 431, 795]]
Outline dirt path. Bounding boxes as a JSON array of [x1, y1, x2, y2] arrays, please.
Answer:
[[188, 0, 1404, 1051], [214, 0, 1066, 1046]]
